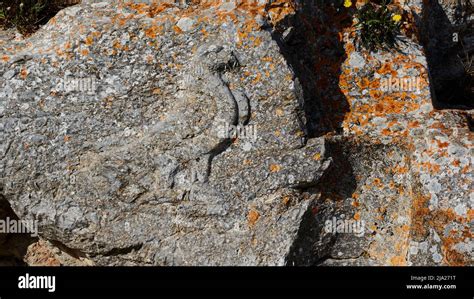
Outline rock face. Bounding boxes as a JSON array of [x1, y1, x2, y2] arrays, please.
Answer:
[[0, 0, 333, 265], [0, 0, 472, 266]]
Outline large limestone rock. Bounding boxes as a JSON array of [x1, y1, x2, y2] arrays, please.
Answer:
[[0, 1, 332, 265]]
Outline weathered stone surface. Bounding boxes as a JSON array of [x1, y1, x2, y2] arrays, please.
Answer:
[[1, 1, 332, 265], [0, 0, 472, 266]]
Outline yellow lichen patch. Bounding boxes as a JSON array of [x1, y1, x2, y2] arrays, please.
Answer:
[[112, 40, 122, 50], [295, 130, 304, 137], [275, 108, 284, 116], [312, 153, 321, 161], [91, 31, 102, 39], [253, 36, 262, 47]]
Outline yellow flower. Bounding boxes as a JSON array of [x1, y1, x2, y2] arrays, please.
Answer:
[[344, 0, 352, 8], [392, 14, 402, 22]]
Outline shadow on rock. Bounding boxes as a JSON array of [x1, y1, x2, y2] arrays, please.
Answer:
[[270, 1, 353, 137], [0, 196, 38, 266], [285, 139, 358, 266], [418, 0, 473, 109]]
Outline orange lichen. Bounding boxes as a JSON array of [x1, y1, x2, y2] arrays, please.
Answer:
[[85, 35, 94, 46], [145, 26, 158, 39], [436, 140, 449, 148], [377, 63, 393, 75], [373, 178, 383, 187], [353, 212, 361, 221], [419, 162, 441, 174], [393, 165, 409, 174], [467, 209, 474, 221], [410, 190, 471, 265], [20, 67, 28, 79], [248, 209, 260, 227], [252, 72, 262, 84], [80, 49, 89, 56], [172, 25, 183, 34], [381, 128, 392, 136], [269, 164, 281, 173]]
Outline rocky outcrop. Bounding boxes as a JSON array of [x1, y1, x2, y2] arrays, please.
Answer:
[[1, 0, 333, 265], [0, 0, 472, 266]]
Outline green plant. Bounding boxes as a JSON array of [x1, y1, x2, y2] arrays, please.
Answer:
[[0, 0, 61, 35], [354, 1, 402, 52]]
